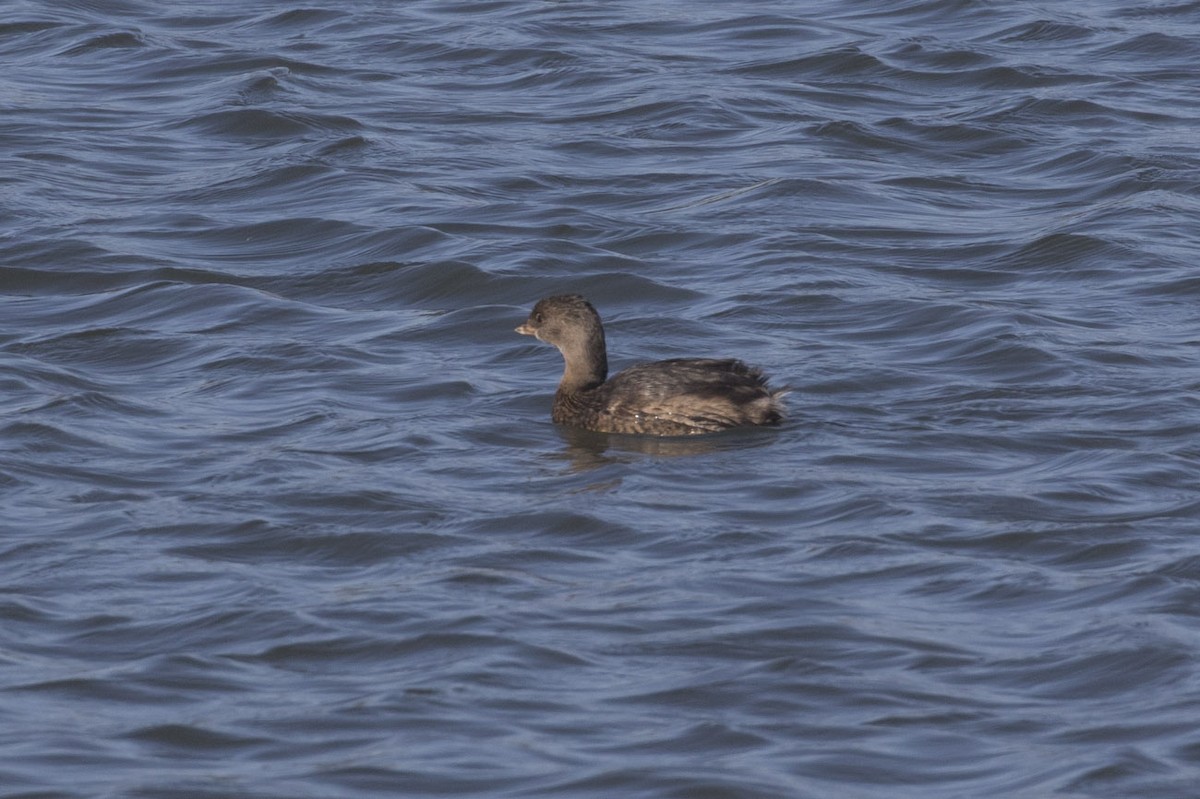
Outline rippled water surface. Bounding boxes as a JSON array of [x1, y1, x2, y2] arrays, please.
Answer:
[[4, 1, 1200, 797]]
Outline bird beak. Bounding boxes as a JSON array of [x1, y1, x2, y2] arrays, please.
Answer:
[[515, 322, 535, 336]]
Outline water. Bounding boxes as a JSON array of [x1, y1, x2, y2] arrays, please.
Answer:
[[3, 1, 1200, 796]]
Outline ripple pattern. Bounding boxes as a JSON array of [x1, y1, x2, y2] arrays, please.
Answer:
[[3, 1, 1200, 798]]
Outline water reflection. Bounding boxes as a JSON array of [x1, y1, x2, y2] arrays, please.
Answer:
[[552, 424, 780, 471]]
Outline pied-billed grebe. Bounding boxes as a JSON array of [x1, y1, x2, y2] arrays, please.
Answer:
[[516, 294, 786, 436]]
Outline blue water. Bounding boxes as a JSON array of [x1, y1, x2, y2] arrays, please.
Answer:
[[3, 2, 1200, 797]]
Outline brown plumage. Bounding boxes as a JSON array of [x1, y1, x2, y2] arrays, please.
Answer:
[[515, 294, 786, 436]]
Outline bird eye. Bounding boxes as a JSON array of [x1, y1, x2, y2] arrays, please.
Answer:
[[533, 312, 543, 324]]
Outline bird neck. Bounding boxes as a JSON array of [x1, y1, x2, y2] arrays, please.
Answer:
[[557, 331, 608, 393]]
